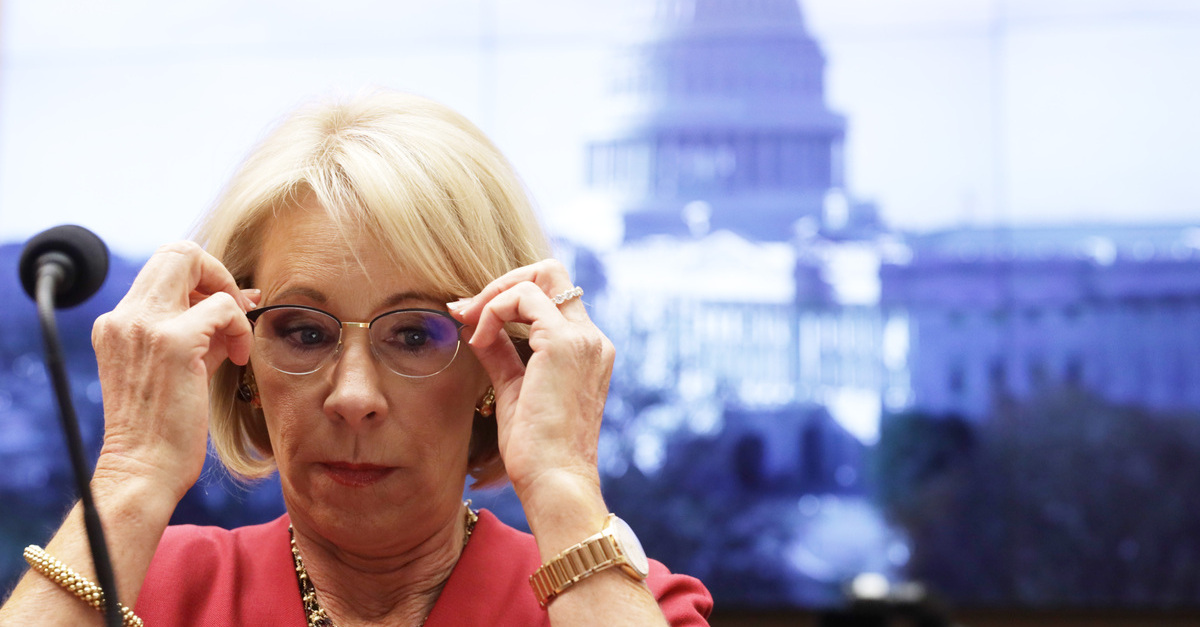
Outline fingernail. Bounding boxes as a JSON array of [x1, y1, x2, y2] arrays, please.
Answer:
[[468, 327, 503, 349], [447, 297, 473, 313], [242, 289, 262, 310]]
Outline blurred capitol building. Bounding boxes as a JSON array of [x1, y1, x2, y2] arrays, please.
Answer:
[[579, 0, 1200, 483]]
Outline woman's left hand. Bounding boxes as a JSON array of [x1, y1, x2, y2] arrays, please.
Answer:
[[449, 259, 613, 511]]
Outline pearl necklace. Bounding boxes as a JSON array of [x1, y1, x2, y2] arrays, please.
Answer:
[[290, 502, 479, 627]]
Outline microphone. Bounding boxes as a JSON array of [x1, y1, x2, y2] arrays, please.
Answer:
[[19, 224, 110, 308], [19, 225, 122, 627]]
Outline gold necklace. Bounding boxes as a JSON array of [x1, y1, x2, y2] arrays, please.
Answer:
[[290, 501, 479, 627]]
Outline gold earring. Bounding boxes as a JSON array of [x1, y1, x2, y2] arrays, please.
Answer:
[[237, 369, 262, 409], [476, 386, 496, 417]]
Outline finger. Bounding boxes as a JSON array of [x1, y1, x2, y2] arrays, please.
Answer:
[[467, 327, 527, 393], [129, 241, 253, 312], [470, 281, 565, 349], [159, 291, 256, 375], [190, 287, 261, 309], [451, 259, 571, 321], [547, 285, 588, 321], [243, 288, 263, 307]]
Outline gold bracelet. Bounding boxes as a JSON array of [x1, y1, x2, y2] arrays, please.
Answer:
[[23, 545, 144, 627]]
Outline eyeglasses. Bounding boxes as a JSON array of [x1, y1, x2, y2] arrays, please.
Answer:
[[245, 305, 464, 377]]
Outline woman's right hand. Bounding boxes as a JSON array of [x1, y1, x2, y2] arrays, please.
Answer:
[[90, 241, 258, 502]]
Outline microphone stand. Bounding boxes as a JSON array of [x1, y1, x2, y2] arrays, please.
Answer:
[[35, 262, 123, 627]]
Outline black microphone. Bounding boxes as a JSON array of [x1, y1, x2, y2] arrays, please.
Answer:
[[19, 224, 110, 308], [19, 225, 122, 627]]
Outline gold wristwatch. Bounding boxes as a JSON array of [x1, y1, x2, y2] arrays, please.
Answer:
[[529, 514, 651, 607]]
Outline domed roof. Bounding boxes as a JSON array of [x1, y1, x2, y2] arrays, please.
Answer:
[[607, 0, 841, 132], [592, 0, 851, 243], [651, 0, 807, 35]]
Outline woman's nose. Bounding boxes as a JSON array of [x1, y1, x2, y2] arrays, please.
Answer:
[[323, 331, 388, 427]]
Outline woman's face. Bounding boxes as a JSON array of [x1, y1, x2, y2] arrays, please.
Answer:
[[251, 203, 489, 550]]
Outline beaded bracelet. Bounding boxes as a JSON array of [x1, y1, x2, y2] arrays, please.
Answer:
[[23, 545, 144, 627]]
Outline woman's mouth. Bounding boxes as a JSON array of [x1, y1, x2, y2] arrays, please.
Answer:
[[320, 463, 395, 487]]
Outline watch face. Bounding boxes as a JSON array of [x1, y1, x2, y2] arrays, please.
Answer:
[[612, 516, 650, 578]]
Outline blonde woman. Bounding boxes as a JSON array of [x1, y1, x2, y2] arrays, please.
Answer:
[[1, 92, 711, 626]]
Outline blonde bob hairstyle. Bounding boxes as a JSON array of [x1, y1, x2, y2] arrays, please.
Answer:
[[196, 91, 550, 488]]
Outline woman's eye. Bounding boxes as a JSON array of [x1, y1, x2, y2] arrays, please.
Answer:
[[374, 312, 458, 357], [277, 324, 333, 348], [292, 327, 328, 345], [396, 328, 430, 348]]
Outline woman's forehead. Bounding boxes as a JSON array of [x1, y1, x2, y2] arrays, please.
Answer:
[[255, 204, 451, 302]]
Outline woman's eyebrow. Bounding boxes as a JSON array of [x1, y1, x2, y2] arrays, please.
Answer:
[[379, 291, 438, 309], [269, 286, 326, 304], [264, 288, 439, 310]]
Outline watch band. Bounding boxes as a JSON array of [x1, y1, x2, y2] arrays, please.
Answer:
[[529, 514, 646, 608]]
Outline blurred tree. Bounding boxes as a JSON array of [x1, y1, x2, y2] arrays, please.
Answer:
[[874, 389, 1200, 606]]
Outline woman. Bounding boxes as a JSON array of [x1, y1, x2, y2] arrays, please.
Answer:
[[0, 92, 711, 625]]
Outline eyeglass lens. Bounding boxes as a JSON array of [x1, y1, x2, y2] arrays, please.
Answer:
[[250, 307, 461, 377]]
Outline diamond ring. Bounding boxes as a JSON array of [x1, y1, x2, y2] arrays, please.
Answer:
[[552, 286, 583, 306]]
